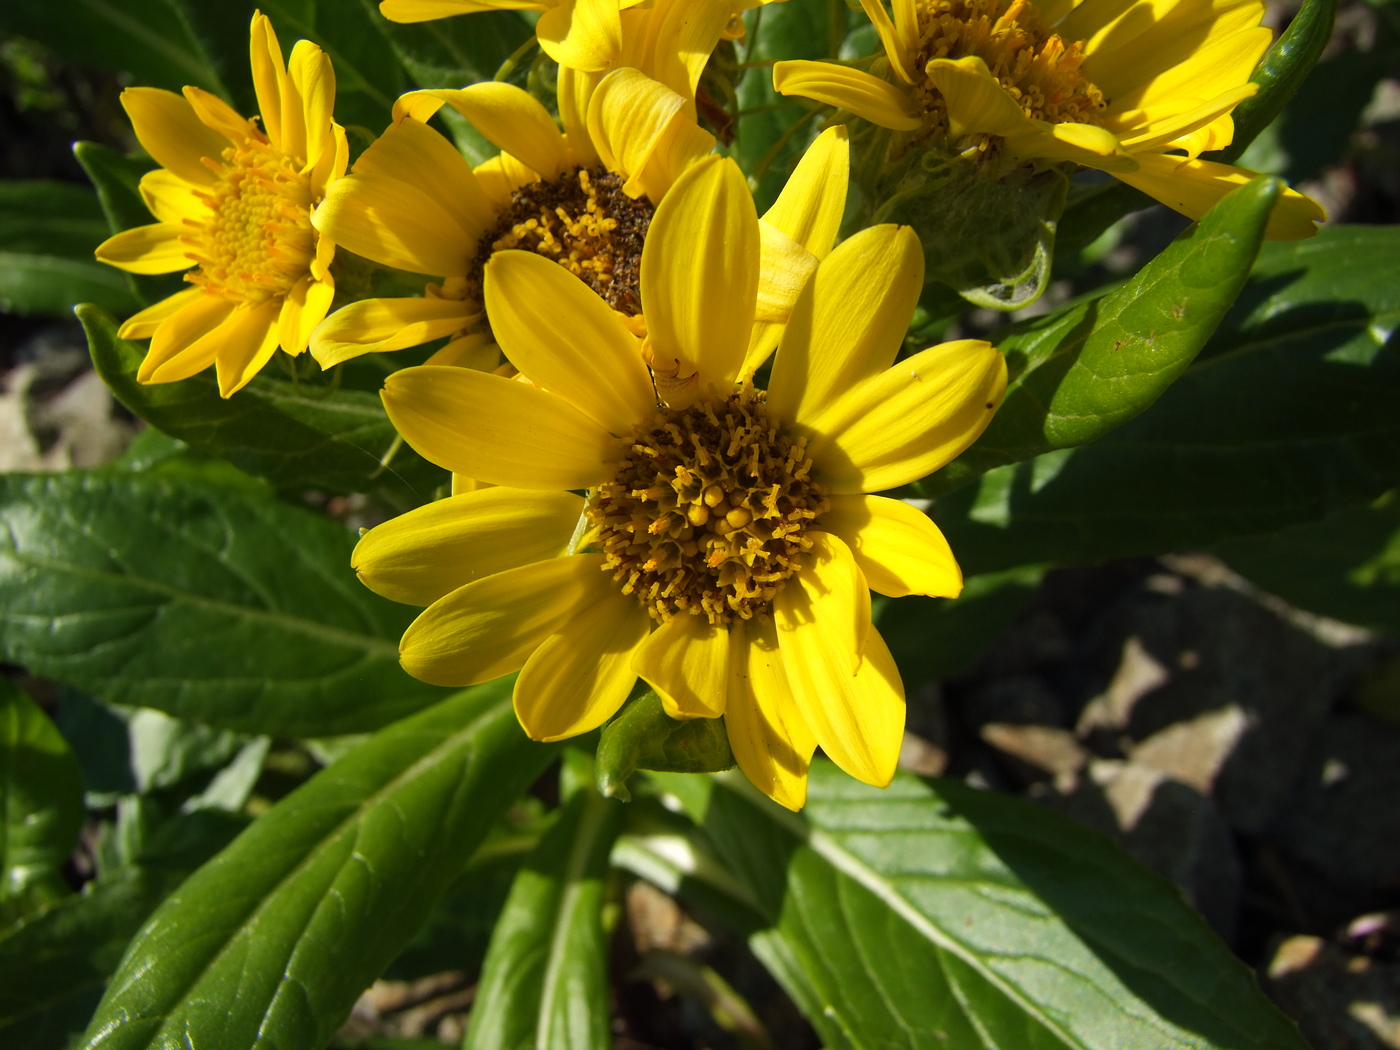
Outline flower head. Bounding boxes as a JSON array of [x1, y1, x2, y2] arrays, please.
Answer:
[[353, 156, 1007, 809], [775, 0, 1324, 240], [95, 12, 347, 397], [309, 72, 848, 378]]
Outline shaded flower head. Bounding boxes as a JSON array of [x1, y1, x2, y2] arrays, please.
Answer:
[[775, 0, 1323, 247], [95, 12, 347, 397], [353, 156, 1007, 809]]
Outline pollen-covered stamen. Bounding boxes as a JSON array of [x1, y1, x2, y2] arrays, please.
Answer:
[[183, 137, 316, 304], [467, 167, 653, 315], [910, 0, 1106, 138], [587, 389, 828, 626]]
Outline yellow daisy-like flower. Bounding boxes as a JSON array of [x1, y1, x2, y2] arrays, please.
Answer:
[[352, 156, 1007, 810], [379, 0, 775, 78], [309, 70, 848, 376], [95, 13, 348, 397], [774, 0, 1324, 239]]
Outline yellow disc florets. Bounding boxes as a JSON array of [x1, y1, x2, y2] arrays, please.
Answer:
[[587, 389, 828, 626], [184, 137, 316, 303], [468, 167, 654, 315], [911, 0, 1106, 136]]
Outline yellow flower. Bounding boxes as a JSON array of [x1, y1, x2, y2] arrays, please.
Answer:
[[774, 0, 1324, 239], [352, 156, 1007, 810], [309, 71, 848, 376], [379, 0, 776, 78], [94, 13, 347, 397]]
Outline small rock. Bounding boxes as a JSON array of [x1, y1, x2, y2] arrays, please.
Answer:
[[1129, 705, 1249, 794], [1276, 716, 1400, 890], [980, 723, 1087, 780], [1268, 935, 1400, 1049], [963, 674, 1066, 730]]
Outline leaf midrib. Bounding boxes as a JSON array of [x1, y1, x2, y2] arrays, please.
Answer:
[[124, 696, 507, 1050], [1, 547, 399, 660]]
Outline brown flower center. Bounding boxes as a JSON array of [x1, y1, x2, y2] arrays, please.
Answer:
[[184, 137, 315, 303], [587, 389, 828, 625], [910, 0, 1106, 137], [467, 166, 654, 315]]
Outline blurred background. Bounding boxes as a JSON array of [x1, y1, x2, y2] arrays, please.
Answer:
[[1, 0, 1397, 1047]]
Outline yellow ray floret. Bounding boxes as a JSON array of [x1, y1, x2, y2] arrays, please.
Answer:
[[309, 71, 847, 377], [94, 12, 347, 397], [353, 156, 1007, 811], [773, 0, 1324, 239]]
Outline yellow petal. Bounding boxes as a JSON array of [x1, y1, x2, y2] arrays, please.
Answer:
[[537, 0, 621, 73], [310, 295, 479, 367], [820, 494, 963, 599], [633, 613, 728, 720], [354, 487, 585, 606], [725, 617, 816, 812], [587, 67, 714, 200], [616, 0, 734, 106], [117, 287, 205, 341], [774, 530, 869, 677], [395, 84, 569, 180], [472, 151, 540, 209], [484, 250, 656, 434], [95, 223, 191, 275], [139, 293, 235, 382], [138, 169, 206, 225], [806, 340, 1007, 494], [313, 173, 472, 277], [767, 224, 924, 428], [760, 124, 849, 260], [743, 124, 851, 378], [640, 155, 758, 403], [120, 87, 228, 187], [782, 621, 905, 788], [349, 119, 496, 245], [425, 333, 500, 369], [210, 299, 283, 397], [249, 12, 291, 154], [858, 0, 914, 84], [380, 0, 543, 23], [557, 64, 602, 167], [514, 587, 651, 742], [1111, 84, 1256, 154], [772, 61, 921, 131], [1113, 152, 1326, 240], [400, 554, 607, 688], [753, 220, 818, 325], [382, 365, 618, 489], [277, 274, 336, 357], [181, 86, 253, 145], [289, 40, 337, 171]]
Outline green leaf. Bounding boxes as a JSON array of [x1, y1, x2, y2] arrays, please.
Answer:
[[0, 0, 228, 96], [0, 866, 184, 1050], [1210, 0, 1337, 165], [1, 679, 85, 911], [0, 470, 450, 737], [0, 252, 140, 317], [927, 175, 1282, 495], [79, 683, 557, 1050], [464, 788, 622, 1050], [73, 142, 178, 307], [876, 566, 1044, 689], [81, 304, 449, 501], [659, 764, 1308, 1050], [596, 691, 734, 802], [364, 3, 533, 89], [1215, 490, 1400, 633], [935, 224, 1400, 573], [0, 180, 111, 258]]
